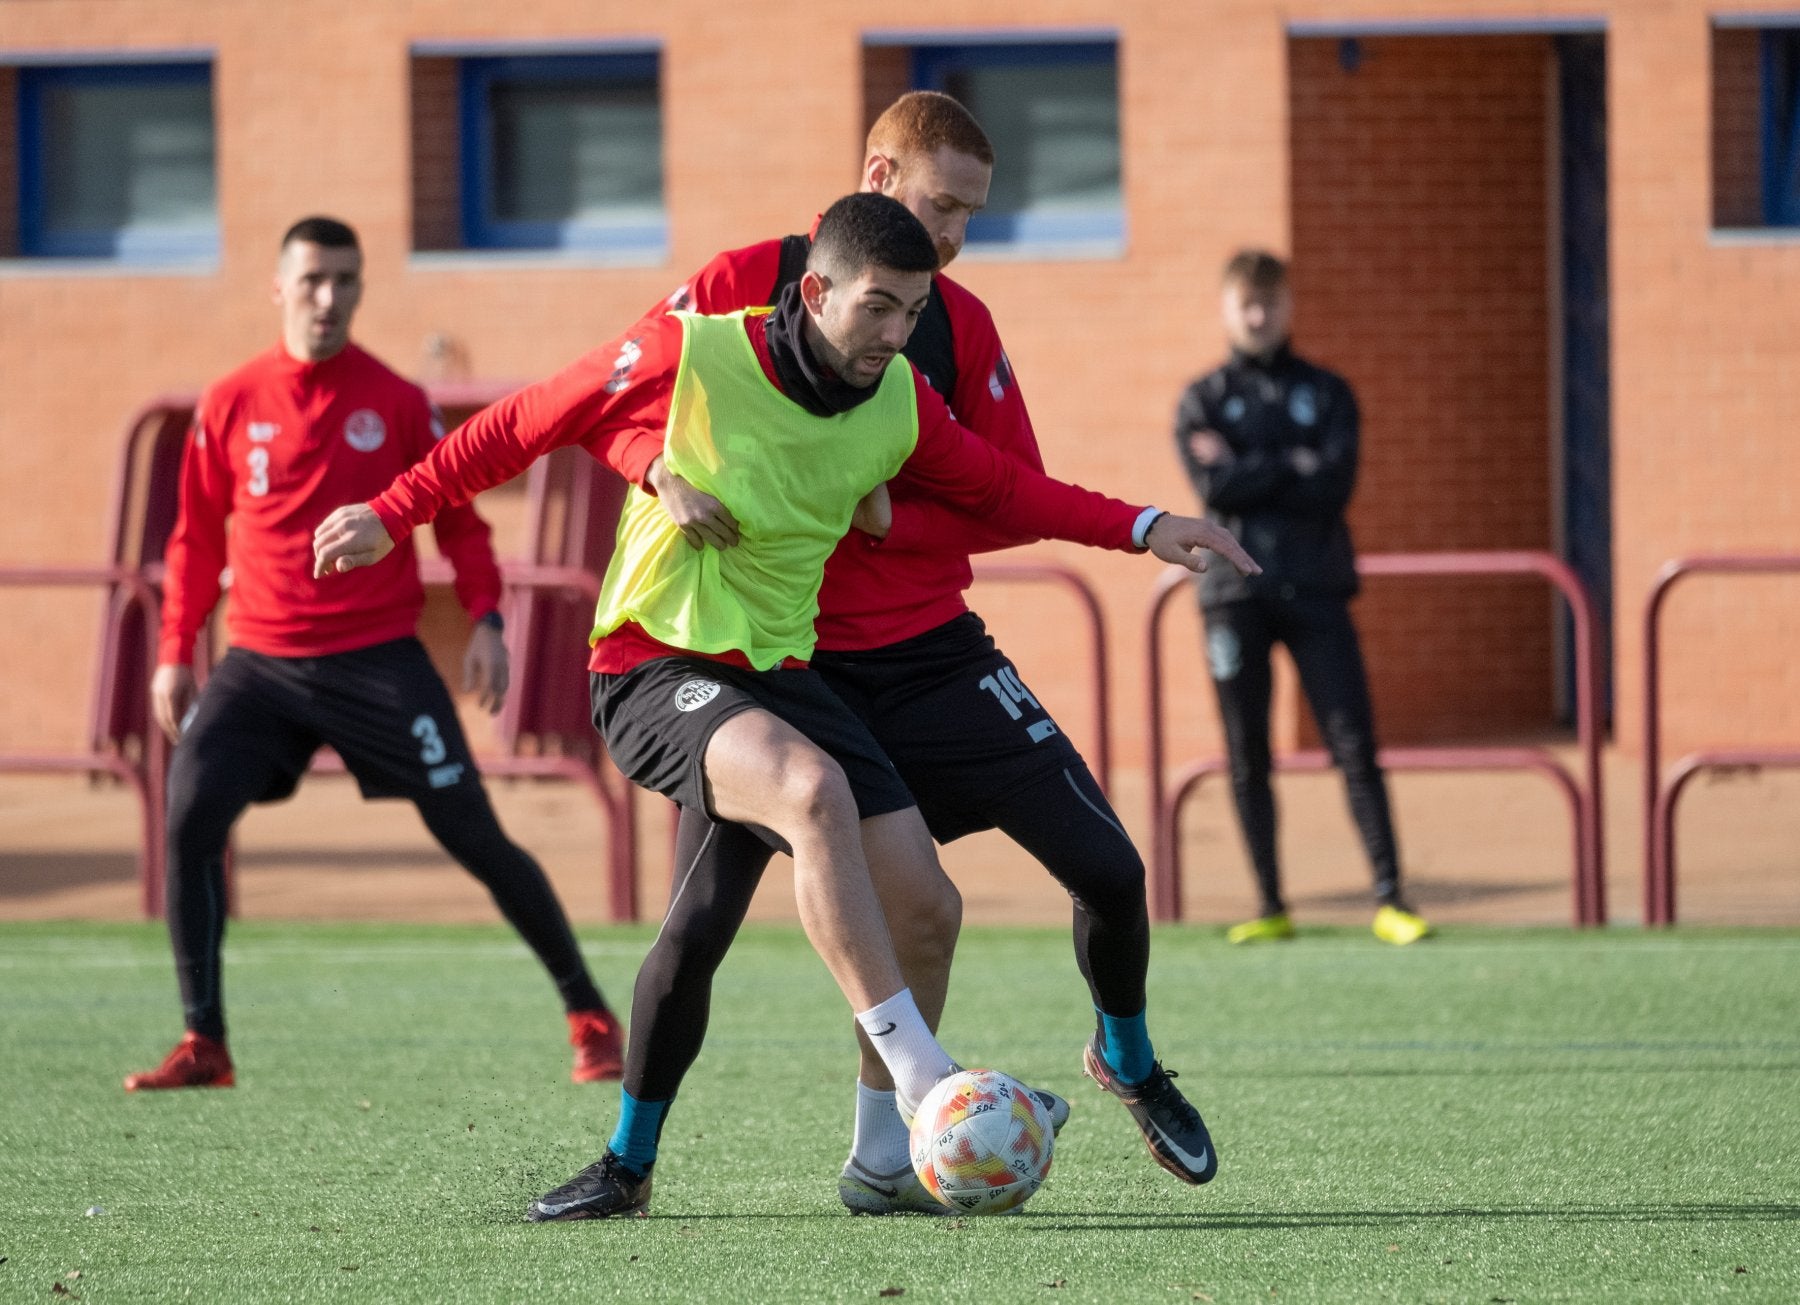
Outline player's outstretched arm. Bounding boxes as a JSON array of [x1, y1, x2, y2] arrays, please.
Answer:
[[312, 504, 395, 577], [1144, 512, 1262, 576]]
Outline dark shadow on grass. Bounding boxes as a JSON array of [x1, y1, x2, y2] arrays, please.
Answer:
[[493, 1202, 1800, 1230], [1219, 1061, 1800, 1080], [0, 849, 137, 895], [0, 845, 466, 900], [234, 847, 459, 871], [1017, 1202, 1800, 1232], [1302, 877, 1563, 910]]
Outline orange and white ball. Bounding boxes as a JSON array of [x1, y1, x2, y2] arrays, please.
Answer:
[[908, 1068, 1054, 1214]]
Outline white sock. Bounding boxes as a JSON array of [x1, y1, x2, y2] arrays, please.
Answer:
[[854, 988, 956, 1118], [849, 1081, 913, 1174]]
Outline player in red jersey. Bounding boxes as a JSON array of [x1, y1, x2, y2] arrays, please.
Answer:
[[647, 93, 1226, 1208], [124, 217, 622, 1093], [313, 194, 1253, 1219]]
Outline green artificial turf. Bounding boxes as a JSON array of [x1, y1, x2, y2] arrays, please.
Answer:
[[1, 920, 1797, 1303]]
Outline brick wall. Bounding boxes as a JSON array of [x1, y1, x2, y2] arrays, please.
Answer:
[[1611, 2, 1800, 760], [3, 0, 1798, 817], [1288, 34, 1556, 742]]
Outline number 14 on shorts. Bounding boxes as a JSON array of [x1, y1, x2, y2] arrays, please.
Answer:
[[977, 666, 1060, 743]]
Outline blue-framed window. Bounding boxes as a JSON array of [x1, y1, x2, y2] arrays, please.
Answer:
[[17, 61, 217, 261], [1760, 30, 1800, 225], [458, 52, 663, 253], [910, 41, 1122, 248]]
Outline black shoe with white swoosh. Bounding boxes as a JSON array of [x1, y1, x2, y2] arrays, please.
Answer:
[[525, 1151, 652, 1221], [1082, 1035, 1218, 1185]]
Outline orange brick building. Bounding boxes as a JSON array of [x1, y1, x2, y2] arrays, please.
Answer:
[[2, 1, 1796, 875]]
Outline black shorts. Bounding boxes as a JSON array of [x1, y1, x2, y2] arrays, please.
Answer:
[[179, 638, 480, 804], [813, 612, 1085, 843], [590, 657, 915, 831]]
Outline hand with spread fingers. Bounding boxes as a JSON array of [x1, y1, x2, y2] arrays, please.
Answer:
[[1145, 513, 1262, 576]]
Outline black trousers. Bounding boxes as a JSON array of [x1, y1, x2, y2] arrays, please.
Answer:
[[163, 642, 603, 1039], [1202, 593, 1402, 914]]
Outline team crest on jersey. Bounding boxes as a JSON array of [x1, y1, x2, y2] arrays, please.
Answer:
[[987, 349, 1015, 402], [343, 409, 387, 452], [674, 679, 722, 712], [1288, 384, 1319, 427], [604, 338, 644, 395]]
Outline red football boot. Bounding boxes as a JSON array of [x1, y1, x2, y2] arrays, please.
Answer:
[[568, 1009, 624, 1083], [124, 1031, 235, 1092]]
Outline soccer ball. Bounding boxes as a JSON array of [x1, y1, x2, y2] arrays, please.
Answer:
[[908, 1068, 1054, 1215]]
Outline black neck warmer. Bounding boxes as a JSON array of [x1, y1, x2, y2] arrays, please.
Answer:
[[764, 281, 887, 417]]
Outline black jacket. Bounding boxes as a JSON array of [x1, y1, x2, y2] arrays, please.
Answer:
[[1173, 343, 1361, 608]]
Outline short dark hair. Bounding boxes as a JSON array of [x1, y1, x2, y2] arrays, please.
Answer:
[[1222, 248, 1287, 291], [280, 215, 360, 252], [808, 193, 939, 282]]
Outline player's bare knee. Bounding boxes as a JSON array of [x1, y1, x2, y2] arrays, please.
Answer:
[[767, 747, 857, 836], [898, 863, 959, 929], [863, 809, 960, 945], [896, 874, 960, 971]]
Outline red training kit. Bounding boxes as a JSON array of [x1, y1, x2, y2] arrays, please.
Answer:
[[368, 314, 1143, 675], [160, 343, 502, 665]]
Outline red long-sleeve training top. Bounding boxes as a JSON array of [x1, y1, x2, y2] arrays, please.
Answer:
[[368, 312, 1145, 675], [159, 342, 502, 665], [656, 238, 1047, 650]]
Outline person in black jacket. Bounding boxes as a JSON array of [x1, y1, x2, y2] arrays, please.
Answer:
[[1173, 249, 1431, 946]]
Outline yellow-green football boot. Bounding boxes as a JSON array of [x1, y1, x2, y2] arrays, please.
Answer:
[[1372, 904, 1433, 946], [1226, 912, 1295, 945]]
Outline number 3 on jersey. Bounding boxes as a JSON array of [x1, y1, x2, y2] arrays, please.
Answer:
[[977, 666, 1060, 743], [246, 446, 271, 497]]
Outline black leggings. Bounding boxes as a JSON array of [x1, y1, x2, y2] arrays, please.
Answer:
[[164, 746, 602, 1040], [1203, 593, 1402, 914], [622, 763, 1149, 1103]]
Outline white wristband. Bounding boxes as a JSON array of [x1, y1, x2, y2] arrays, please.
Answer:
[[1132, 506, 1168, 550]]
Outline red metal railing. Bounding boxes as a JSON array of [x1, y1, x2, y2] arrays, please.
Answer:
[[0, 565, 169, 916], [57, 391, 642, 920], [1641, 555, 1800, 926], [971, 561, 1112, 795], [1146, 551, 1605, 925]]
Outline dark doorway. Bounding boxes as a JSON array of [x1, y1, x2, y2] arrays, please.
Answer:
[[1557, 32, 1612, 727]]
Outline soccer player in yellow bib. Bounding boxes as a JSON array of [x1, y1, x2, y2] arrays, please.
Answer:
[[314, 193, 1257, 1219]]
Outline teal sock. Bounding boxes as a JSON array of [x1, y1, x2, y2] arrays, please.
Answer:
[[1097, 1006, 1154, 1085], [608, 1091, 670, 1174]]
